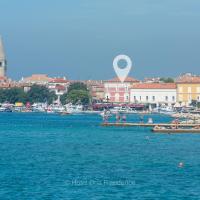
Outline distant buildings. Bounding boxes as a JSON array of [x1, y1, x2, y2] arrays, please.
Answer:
[[130, 83, 177, 105], [48, 77, 69, 96], [176, 73, 200, 105], [85, 80, 104, 102], [104, 77, 139, 103], [20, 74, 52, 85], [1, 35, 200, 106]]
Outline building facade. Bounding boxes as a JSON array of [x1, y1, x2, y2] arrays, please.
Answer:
[[104, 77, 139, 103], [176, 74, 200, 105], [20, 74, 52, 85], [48, 77, 69, 96], [85, 80, 104, 102], [130, 83, 177, 105], [0, 37, 7, 77]]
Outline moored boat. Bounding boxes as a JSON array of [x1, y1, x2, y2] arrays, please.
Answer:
[[152, 126, 200, 133]]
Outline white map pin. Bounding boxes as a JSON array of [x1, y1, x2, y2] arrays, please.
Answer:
[[113, 55, 132, 83]]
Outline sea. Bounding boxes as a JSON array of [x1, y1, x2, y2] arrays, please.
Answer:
[[0, 113, 200, 200]]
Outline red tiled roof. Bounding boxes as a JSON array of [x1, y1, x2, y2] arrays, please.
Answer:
[[23, 74, 52, 82], [176, 75, 200, 83], [0, 76, 7, 80], [49, 78, 69, 83], [132, 83, 177, 89], [55, 85, 66, 90], [106, 77, 139, 83]]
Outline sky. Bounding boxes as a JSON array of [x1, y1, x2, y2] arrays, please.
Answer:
[[0, 0, 200, 80]]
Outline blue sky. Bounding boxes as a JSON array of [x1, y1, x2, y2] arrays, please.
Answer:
[[0, 0, 200, 80]]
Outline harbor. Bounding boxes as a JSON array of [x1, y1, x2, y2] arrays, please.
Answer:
[[101, 122, 200, 127]]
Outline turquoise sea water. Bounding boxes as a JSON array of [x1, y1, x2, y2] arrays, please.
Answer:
[[0, 113, 200, 199]]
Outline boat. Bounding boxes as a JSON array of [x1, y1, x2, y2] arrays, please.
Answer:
[[152, 106, 175, 115], [64, 103, 83, 114], [152, 126, 200, 133], [110, 106, 137, 114]]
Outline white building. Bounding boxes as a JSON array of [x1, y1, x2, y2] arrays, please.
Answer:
[[48, 77, 69, 96], [130, 83, 177, 105]]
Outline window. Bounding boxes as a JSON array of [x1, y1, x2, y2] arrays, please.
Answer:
[[152, 96, 155, 101], [188, 87, 192, 93], [134, 96, 136, 101], [172, 96, 175, 102], [146, 96, 148, 101], [126, 96, 129, 101], [140, 96, 141, 101], [165, 96, 168, 101]]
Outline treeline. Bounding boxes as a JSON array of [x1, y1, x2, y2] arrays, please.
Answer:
[[0, 85, 56, 104], [60, 82, 91, 105], [0, 82, 91, 105]]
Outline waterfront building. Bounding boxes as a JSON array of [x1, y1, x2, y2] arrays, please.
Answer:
[[130, 83, 177, 106], [104, 77, 139, 103], [176, 73, 200, 105], [85, 80, 104, 102], [20, 74, 52, 85], [0, 36, 7, 77], [48, 77, 69, 96]]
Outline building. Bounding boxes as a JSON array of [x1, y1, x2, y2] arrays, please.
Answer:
[[0, 36, 7, 77], [85, 80, 104, 102], [104, 77, 139, 103], [176, 73, 200, 105], [20, 74, 52, 85], [48, 77, 69, 96], [130, 83, 177, 106]]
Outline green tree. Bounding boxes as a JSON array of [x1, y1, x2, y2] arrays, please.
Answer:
[[27, 85, 56, 104], [66, 90, 90, 105], [160, 77, 174, 83], [61, 82, 90, 105], [60, 93, 68, 104], [68, 82, 88, 93], [0, 88, 27, 103]]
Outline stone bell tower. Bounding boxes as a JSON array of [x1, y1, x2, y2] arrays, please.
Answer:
[[0, 36, 7, 77]]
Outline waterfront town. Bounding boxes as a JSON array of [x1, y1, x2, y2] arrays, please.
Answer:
[[1, 37, 200, 115]]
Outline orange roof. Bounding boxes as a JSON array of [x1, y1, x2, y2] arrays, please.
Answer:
[[23, 74, 52, 82], [106, 77, 139, 83], [132, 83, 177, 89], [176, 74, 200, 83], [0, 76, 7, 81], [49, 78, 69, 83], [55, 85, 66, 90]]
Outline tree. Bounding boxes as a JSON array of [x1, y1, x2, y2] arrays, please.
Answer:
[[61, 82, 90, 105], [0, 88, 27, 103], [160, 77, 174, 83], [60, 93, 68, 104], [66, 90, 90, 105], [27, 85, 56, 104], [67, 82, 88, 93]]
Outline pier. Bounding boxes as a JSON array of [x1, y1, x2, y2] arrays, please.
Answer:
[[101, 123, 200, 128]]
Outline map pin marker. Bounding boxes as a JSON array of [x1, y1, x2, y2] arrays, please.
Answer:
[[113, 55, 132, 83]]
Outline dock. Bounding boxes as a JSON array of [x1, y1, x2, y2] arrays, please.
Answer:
[[101, 123, 200, 128]]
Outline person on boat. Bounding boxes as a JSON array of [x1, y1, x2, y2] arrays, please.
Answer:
[[122, 114, 126, 123]]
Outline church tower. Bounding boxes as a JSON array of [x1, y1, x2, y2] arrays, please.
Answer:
[[0, 36, 7, 77]]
